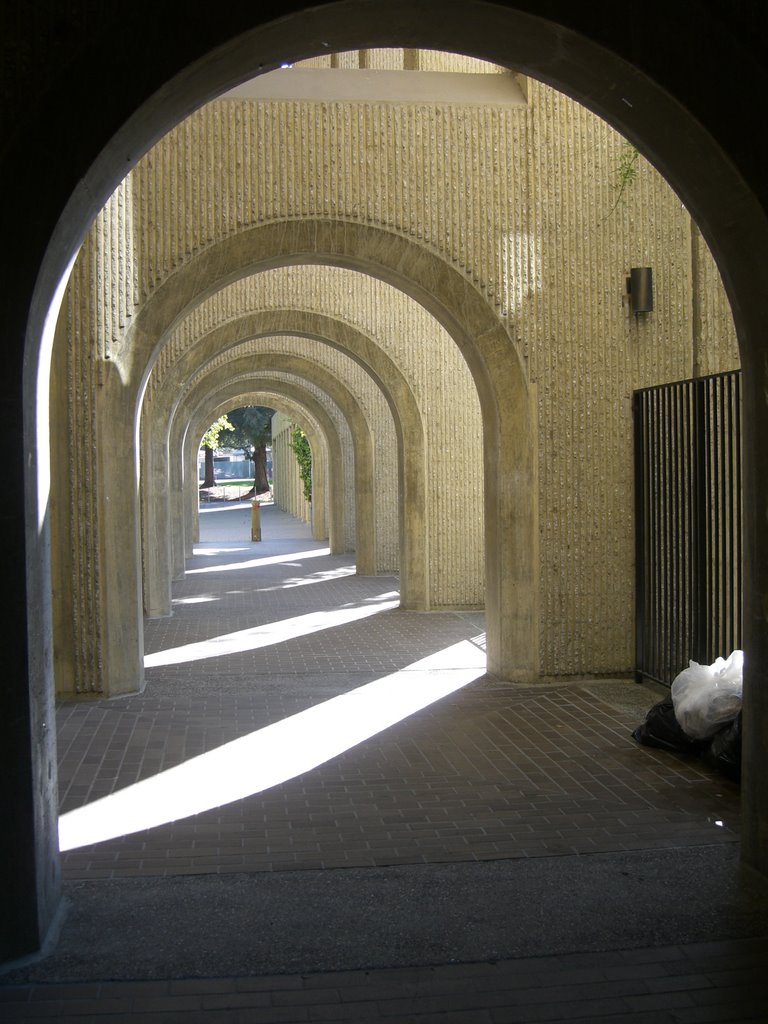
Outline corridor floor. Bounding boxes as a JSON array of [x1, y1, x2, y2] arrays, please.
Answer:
[[2, 503, 767, 1022]]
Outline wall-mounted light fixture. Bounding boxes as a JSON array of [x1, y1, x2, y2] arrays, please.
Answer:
[[626, 267, 653, 315]]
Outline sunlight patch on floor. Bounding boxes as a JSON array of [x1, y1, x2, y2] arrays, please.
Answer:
[[59, 638, 486, 851], [252, 564, 357, 593], [199, 501, 256, 514], [144, 593, 400, 667], [187, 546, 331, 574]]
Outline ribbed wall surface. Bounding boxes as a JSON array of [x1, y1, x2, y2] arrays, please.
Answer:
[[415, 50, 506, 73], [129, 97, 535, 319], [523, 81, 740, 674], [693, 228, 740, 378], [58, 245, 103, 693], [298, 49, 504, 72], [57, 74, 741, 688]]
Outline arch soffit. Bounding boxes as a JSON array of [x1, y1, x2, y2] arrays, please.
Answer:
[[187, 389, 329, 490], [128, 220, 525, 433], [174, 354, 375, 464], [181, 365, 376, 572], [171, 332, 400, 438], [155, 310, 426, 452], [183, 377, 347, 538], [184, 378, 341, 466]]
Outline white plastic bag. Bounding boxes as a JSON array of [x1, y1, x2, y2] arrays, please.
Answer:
[[670, 650, 743, 740]]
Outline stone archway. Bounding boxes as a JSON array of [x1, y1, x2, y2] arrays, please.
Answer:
[[100, 222, 530, 692], [6, 1, 768, 960], [181, 381, 348, 560], [186, 387, 337, 545], [143, 310, 430, 614], [176, 352, 383, 575], [151, 309, 429, 597]]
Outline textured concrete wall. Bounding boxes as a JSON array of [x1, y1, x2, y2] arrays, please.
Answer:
[[522, 81, 739, 675], [692, 227, 740, 378], [51, 64, 740, 693]]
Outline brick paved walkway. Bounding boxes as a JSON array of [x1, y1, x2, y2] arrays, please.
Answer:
[[2, 502, 763, 1022], [3, 936, 767, 1023], [55, 504, 739, 879]]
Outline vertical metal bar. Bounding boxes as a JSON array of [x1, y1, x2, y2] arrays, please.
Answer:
[[716, 376, 720, 655], [647, 390, 658, 680], [692, 376, 707, 665], [666, 384, 677, 679], [711, 376, 723, 660], [633, 390, 645, 683], [707, 376, 717, 661], [673, 382, 685, 677], [646, 389, 656, 682], [685, 381, 694, 668], [722, 375, 733, 653], [663, 387, 667, 684], [734, 373, 743, 650], [652, 387, 663, 681]]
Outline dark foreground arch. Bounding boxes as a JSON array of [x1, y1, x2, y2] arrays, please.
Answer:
[[3, 0, 768, 960]]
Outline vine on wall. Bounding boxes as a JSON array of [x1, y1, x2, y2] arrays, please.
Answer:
[[607, 141, 640, 216], [289, 426, 312, 502]]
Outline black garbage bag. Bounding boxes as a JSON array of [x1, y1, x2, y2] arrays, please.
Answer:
[[701, 712, 742, 781], [632, 699, 706, 755]]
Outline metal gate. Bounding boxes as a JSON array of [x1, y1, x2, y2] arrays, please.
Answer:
[[634, 371, 742, 687]]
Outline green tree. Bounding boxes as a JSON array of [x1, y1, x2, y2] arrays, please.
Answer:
[[199, 414, 234, 488], [289, 426, 312, 502], [225, 406, 274, 497]]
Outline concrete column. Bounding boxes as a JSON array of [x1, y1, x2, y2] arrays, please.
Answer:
[[308, 430, 327, 541], [141, 426, 173, 618], [169, 441, 187, 579], [97, 368, 145, 696]]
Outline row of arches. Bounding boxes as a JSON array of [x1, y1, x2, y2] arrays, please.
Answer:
[[3, 0, 768, 964], [54, 221, 532, 701]]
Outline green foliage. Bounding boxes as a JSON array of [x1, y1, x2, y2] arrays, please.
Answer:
[[200, 414, 234, 450], [289, 426, 312, 502], [607, 141, 640, 217], [224, 406, 274, 458]]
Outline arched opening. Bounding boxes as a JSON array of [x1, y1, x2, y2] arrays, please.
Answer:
[[142, 286, 483, 620], [125, 228, 522, 674], [186, 384, 347, 552], [5, 2, 767, 965]]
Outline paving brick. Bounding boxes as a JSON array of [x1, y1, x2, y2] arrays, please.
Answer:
[[198, 991, 272, 1009], [235, 976, 305, 993], [168, 979, 238, 995], [670, 1002, 768, 1023], [489, 995, 629, 1021], [525, 1015, 676, 1024], [620, 989, 697, 1011]]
